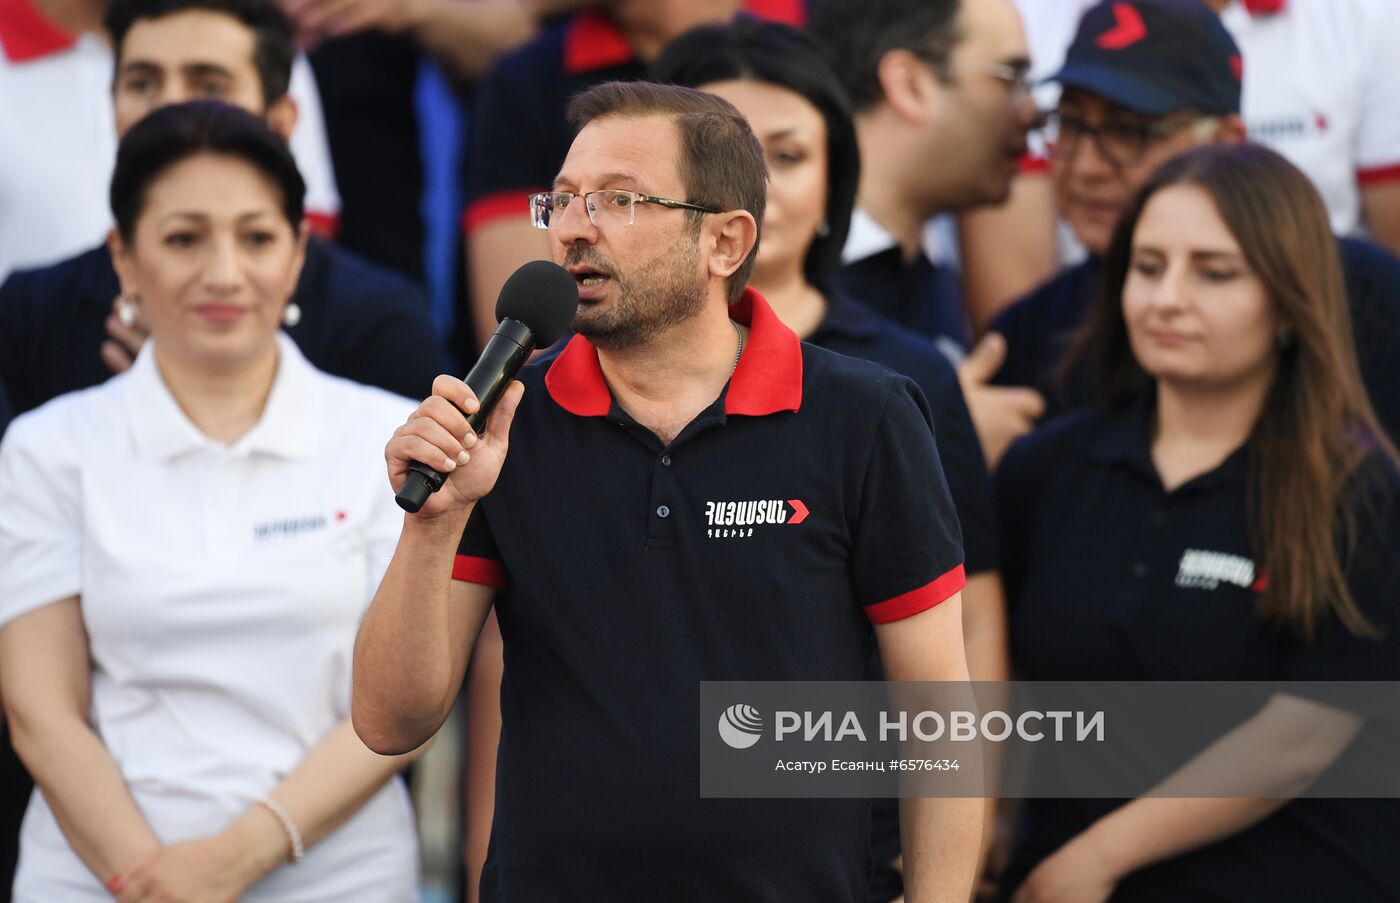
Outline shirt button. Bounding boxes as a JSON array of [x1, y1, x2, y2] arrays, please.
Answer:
[[1151, 509, 1167, 525], [661, 455, 672, 467], [657, 505, 670, 518], [1131, 562, 1148, 578]]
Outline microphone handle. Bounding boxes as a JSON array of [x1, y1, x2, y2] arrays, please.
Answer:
[[395, 319, 536, 513]]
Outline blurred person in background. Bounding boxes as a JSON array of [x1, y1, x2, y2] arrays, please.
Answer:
[[0, 0, 341, 284], [967, 0, 1400, 313], [807, 0, 1039, 354], [276, 0, 589, 305], [997, 141, 1400, 903], [808, 0, 1049, 475], [0, 102, 424, 902], [979, 0, 1400, 457], [0, 0, 450, 426]]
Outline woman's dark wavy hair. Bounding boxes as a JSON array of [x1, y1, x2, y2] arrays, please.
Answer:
[[651, 17, 860, 289], [110, 100, 305, 242], [1073, 142, 1398, 641]]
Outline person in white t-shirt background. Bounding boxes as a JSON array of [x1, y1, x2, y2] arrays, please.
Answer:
[[0, 0, 341, 285], [0, 101, 419, 903]]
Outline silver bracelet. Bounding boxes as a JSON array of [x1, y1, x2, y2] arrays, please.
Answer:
[[256, 796, 305, 864]]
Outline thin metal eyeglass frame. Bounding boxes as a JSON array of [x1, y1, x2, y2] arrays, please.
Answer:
[[527, 190, 722, 230]]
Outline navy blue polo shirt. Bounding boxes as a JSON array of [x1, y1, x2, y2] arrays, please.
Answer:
[[810, 291, 995, 577], [989, 237, 1400, 441], [0, 238, 451, 433], [996, 392, 1400, 901], [454, 289, 966, 903], [808, 291, 995, 903]]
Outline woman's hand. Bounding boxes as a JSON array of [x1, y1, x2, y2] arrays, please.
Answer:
[[386, 375, 524, 519], [115, 813, 285, 903], [1011, 835, 1119, 903]]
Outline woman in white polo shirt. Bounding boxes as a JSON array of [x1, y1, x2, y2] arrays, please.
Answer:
[[0, 102, 421, 902]]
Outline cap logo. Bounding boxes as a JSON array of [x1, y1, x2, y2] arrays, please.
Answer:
[[1097, 2, 1148, 50]]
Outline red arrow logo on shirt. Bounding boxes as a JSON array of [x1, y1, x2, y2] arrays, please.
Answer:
[[787, 499, 809, 525], [1097, 3, 1148, 50]]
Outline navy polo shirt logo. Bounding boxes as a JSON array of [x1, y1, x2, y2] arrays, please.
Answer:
[[703, 499, 809, 539], [1174, 549, 1263, 591]]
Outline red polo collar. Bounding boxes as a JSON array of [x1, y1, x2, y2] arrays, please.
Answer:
[[563, 0, 807, 75], [1242, 0, 1285, 15], [545, 287, 804, 418], [0, 0, 76, 63]]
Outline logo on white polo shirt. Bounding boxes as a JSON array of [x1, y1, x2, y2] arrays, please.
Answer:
[[1247, 111, 1330, 143], [253, 513, 336, 543], [703, 499, 809, 539], [1174, 549, 1264, 591], [718, 704, 764, 749]]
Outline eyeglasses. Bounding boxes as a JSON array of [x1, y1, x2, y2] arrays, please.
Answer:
[[1041, 110, 1212, 168], [527, 189, 721, 230], [917, 47, 1034, 105], [961, 60, 1034, 104]]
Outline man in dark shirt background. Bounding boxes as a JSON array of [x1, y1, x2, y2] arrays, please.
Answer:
[[0, 0, 450, 433]]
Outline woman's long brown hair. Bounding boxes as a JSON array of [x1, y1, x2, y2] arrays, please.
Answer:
[[1073, 143, 1397, 641]]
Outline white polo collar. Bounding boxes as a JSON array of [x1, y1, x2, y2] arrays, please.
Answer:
[[841, 207, 901, 265], [122, 332, 321, 462]]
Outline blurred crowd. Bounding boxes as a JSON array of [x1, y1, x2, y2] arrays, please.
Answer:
[[2, 0, 1399, 900]]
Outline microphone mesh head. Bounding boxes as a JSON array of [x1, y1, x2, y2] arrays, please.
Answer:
[[495, 260, 578, 347]]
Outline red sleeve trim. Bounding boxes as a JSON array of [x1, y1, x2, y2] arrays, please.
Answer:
[[452, 554, 509, 588], [743, 0, 806, 25], [864, 564, 966, 625], [1358, 163, 1400, 188], [462, 189, 539, 234], [304, 211, 340, 240], [1018, 154, 1050, 175]]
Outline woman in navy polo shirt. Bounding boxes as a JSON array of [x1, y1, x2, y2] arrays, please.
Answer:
[[999, 143, 1400, 902], [0, 103, 421, 901]]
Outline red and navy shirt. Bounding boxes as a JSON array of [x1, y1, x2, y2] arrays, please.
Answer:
[[453, 288, 964, 902]]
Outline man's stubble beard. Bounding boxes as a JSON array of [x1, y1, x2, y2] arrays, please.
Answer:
[[570, 232, 708, 351]]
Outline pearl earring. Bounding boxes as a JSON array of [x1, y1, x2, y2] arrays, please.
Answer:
[[816, 221, 831, 238], [283, 302, 302, 327], [116, 294, 139, 328]]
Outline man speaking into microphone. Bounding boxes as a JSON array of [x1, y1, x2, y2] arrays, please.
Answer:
[[352, 81, 980, 902]]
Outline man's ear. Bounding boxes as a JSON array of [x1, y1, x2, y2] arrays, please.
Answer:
[[876, 48, 942, 126], [265, 94, 300, 142], [706, 210, 759, 283], [1214, 114, 1247, 146], [107, 227, 138, 297]]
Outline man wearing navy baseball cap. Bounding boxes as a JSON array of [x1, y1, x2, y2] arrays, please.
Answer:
[[1045, 0, 1245, 254], [981, 0, 1400, 448], [957, 0, 1243, 459]]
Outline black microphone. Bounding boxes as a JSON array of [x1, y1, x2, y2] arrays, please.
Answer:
[[395, 260, 578, 513]]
